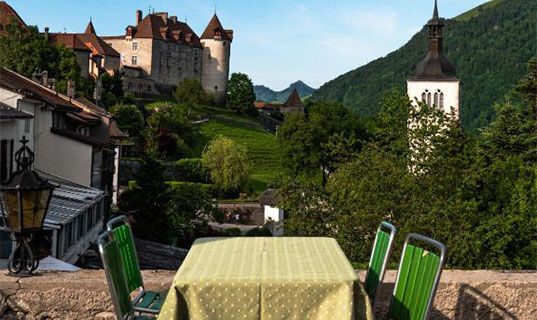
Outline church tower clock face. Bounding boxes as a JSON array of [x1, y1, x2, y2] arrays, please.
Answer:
[[407, 0, 460, 120]]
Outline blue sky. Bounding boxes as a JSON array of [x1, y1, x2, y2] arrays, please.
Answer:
[[9, 0, 489, 90]]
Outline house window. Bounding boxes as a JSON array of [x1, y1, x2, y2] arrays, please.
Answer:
[[131, 56, 138, 65], [0, 139, 14, 183], [24, 118, 31, 133], [52, 111, 65, 129], [0, 231, 12, 259], [132, 42, 138, 50]]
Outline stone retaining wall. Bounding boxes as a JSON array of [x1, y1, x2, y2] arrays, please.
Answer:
[[0, 270, 536, 319]]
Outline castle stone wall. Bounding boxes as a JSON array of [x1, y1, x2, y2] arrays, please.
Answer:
[[201, 38, 230, 105]]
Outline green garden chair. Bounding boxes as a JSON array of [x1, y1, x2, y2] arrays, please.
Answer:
[[388, 233, 446, 320], [107, 216, 165, 315], [364, 221, 397, 305], [98, 230, 156, 320]]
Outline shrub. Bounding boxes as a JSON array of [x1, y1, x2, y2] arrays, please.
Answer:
[[173, 158, 208, 183]]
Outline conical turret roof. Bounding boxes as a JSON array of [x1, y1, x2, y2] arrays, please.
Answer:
[[85, 19, 96, 34]]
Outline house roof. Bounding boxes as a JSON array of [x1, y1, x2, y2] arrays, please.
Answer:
[[0, 1, 27, 34], [283, 89, 304, 109], [201, 14, 232, 41], [130, 13, 202, 48], [0, 68, 82, 113], [109, 119, 128, 139], [254, 102, 281, 110], [0, 102, 33, 119], [260, 189, 280, 207], [48, 21, 120, 57], [48, 33, 92, 52], [0, 173, 105, 229], [75, 97, 109, 118], [85, 20, 96, 35]]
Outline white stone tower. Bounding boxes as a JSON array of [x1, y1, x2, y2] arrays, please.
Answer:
[[200, 14, 233, 106], [407, 0, 460, 119]]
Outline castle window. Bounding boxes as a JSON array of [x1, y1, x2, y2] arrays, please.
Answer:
[[132, 42, 138, 50], [434, 92, 438, 107], [440, 92, 444, 109], [131, 56, 137, 65]]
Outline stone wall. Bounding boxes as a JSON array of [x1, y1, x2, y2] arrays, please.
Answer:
[[104, 37, 203, 92], [1, 270, 535, 319], [201, 38, 230, 105]]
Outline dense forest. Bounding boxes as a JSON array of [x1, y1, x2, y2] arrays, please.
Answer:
[[311, 0, 537, 131]]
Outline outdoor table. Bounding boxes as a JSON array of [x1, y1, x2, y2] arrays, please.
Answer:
[[158, 237, 374, 320]]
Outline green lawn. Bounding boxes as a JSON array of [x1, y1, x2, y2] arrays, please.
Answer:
[[192, 119, 280, 194]]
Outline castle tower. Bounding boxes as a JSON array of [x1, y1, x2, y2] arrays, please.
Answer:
[[200, 14, 233, 105], [407, 0, 460, 119]]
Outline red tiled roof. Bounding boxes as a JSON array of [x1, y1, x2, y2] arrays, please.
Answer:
[[254, 102, 281, 110], [0, 1, 27, 34], [77, 32, 120, 57], [49, 33, 91, 52], [201, 14, 232, 41], [0, 68, 82, 113], [49, 21, 120, 57], [75, 97, 109, 118], [132, 13, 202, 48], [283, 89, 304, 109], [85, 20, 96, 35], [109, 119, 128, 139]]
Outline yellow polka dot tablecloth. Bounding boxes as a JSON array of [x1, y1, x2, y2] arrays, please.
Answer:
[[157, 237, 374, 320]]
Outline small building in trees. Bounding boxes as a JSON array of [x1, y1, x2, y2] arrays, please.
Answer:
[[407, 0, 460, 120], [280, 89, 305, 113]]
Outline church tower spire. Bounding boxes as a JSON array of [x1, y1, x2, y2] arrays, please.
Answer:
[[406, 0, 460, 119]]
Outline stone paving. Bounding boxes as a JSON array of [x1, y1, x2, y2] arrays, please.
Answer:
[[0, 270, 536, 319]]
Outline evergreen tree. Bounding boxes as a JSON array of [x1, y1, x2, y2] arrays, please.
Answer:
[[119, 154, 171, 243]]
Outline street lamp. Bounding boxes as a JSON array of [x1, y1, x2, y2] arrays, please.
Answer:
[[0, 136, 54, 275]]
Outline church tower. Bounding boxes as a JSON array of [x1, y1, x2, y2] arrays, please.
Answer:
[[200, 14, 233, 106], [407, 0, 460, 119]]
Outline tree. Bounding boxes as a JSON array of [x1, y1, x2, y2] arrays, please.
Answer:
[[227, 72, 257, 115], [514, 57, 537, 120], [118, 154, 171, 243], [0, 20, 81, 94], [144, 104, 194, 159], [111, 104, 144, 138], [277, 102, 367, 184], [174, 78, 213, 106], [277, 112, 322, 178], [202, 136, 251, 194]]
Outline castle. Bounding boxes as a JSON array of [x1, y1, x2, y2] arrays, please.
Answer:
[[102, 10, 233, 104], [407, 0, 460, 119]]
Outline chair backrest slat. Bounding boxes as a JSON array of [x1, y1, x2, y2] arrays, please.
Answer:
[[364, 221, 396, 303], [390, 234, 445, 320], [99, 231, 134, 320], [107, 216, 144, 293]]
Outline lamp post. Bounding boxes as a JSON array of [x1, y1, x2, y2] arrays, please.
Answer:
[[0, 136, 54, 275]]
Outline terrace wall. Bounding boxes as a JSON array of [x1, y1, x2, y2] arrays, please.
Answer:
[[0, 270, 536, 319]]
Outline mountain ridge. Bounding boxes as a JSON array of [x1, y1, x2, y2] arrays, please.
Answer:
[[311, 0, 536, 131], [254, 81, 315, 102]]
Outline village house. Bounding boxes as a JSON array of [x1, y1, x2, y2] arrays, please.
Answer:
[[102, 10, 233, 103], [46, 20, 121, 79], [0, 67, 125, 266], [255, 89, 305, 115]]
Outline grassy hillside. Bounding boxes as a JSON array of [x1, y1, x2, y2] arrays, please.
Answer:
[[192, 117, 279, 194], [311, 0, 536, 131]]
